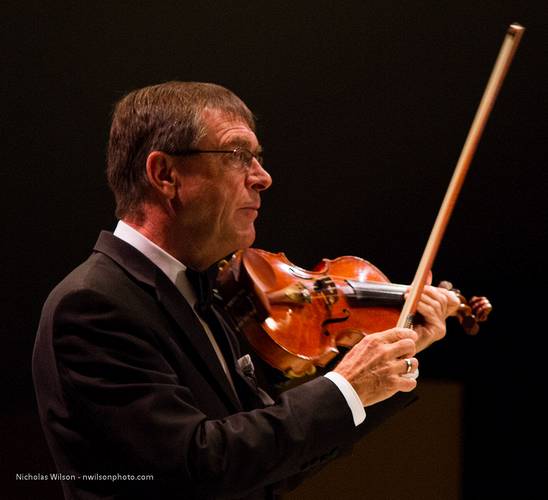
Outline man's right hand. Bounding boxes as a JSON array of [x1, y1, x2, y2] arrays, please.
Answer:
[[334, 328, 418, 407]]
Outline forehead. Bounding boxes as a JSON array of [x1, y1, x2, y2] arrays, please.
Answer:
[[200, 108, 259, 148]]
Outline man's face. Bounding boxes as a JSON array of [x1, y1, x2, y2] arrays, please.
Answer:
[[173, 108, 272, 265]]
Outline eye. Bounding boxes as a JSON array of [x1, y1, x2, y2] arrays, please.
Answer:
[[234, 148, 251, 165], [228, 148, 253, 167], [229, 148, 263, 168]]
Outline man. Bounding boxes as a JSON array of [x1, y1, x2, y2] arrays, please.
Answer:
[[33, 81, 458, 499]]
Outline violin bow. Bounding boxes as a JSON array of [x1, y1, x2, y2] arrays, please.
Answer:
[[398, 23, 525, 329]]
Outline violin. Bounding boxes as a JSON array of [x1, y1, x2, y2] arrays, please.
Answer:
[[216, 248, 492, 378]]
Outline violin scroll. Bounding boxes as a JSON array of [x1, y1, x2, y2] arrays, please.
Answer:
[[438, 281, 492, 335]]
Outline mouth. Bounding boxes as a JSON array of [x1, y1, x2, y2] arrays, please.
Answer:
[[241, 201, 260, 211], [239, 205, 260, 220]]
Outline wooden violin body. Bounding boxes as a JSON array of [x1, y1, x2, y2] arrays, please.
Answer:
[[216, 248, 491, 378]]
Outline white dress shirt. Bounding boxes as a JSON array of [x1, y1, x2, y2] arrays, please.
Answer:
[[113, 220, 366, 426]]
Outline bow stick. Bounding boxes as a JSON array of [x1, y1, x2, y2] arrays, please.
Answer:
[[398, 23, 525, 329]]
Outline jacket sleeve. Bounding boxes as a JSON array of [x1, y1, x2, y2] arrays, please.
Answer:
[[38, 286, 371, 499]]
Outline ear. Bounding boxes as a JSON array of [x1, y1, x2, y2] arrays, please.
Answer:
[[145, 151, 179, 200]]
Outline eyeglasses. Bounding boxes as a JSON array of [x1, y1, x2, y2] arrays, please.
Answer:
[[167, 147, 263, 170]]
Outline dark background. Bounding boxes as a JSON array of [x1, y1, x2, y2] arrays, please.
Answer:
[[2, 1, 547, 498]]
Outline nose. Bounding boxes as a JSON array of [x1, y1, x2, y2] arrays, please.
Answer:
[[246, 158, 272, 192]]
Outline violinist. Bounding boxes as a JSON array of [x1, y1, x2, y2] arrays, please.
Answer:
[[33, 81, 459, 500]]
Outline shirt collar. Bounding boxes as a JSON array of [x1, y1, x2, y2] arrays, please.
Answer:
[[113, 220, 187, 288]]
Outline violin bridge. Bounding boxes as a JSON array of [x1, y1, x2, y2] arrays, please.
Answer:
[[313, 277, 338, 307]]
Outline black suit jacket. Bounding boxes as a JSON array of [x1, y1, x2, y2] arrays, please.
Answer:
[[33, 232, 415, 499]]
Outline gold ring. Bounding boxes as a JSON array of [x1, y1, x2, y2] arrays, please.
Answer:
[[404, 358, 413, 374]]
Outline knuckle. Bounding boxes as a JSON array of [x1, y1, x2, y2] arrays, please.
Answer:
[[367, 336, 382, 349], [440, 292, 449, 306], [377, 344, 391, 361], [400, 338, 416, 353], [395, 328, 416, 341], [394, 328, 405, 339], [437, 299, 446, 313]]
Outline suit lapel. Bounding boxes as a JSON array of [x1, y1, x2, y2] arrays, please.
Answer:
[[93, 231, 242, 411], [154, 275, 243, 410]]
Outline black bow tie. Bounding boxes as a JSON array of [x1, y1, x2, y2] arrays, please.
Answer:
[[186, 267, 216, 314]]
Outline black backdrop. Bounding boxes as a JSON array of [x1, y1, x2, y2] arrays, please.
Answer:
[[3, 1, 547, 498]]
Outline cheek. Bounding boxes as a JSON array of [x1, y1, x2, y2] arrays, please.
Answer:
[[180, 174, 215, 205], [180, 179, 230, 225], [212, 178, 244, 221], [179, 170, 246, 233]]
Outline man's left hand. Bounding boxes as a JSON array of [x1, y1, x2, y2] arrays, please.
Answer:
[[412, 285, 461, 353]]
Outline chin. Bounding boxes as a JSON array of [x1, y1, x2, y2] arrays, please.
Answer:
[[214, 231, 255, 263], [233, 228, 256, 251]]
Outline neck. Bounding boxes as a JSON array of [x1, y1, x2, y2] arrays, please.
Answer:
[[123, 209, 218, 271]]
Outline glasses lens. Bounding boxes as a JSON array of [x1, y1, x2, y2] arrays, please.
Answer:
[[234, 149, 250, 167], [232, 148, 262, 168]]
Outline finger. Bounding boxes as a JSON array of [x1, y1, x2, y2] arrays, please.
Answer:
[[426, 286, 460, 312], [396, 358, 419, 384], [415, 293, 443, 318], [403, 369, 419, 380], [417, 292, 459, 322], [416, 287, 450, 318], [407, 284, 450, 305], [368, 327, 417, 345], [446, 290, 461, 313], [396, 375, 418, 392], [404, 285, 446, 312], [397, 356, 419, 376], [421, 285, 449, 303], [388, 338, 417, 359]]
